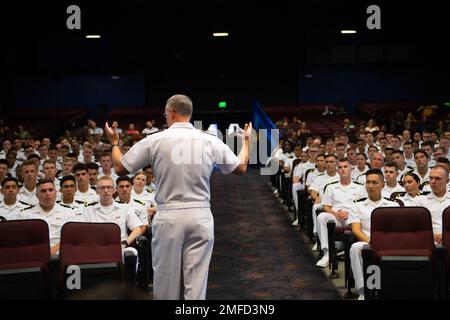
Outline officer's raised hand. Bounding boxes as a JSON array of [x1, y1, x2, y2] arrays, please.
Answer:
[[105, 122, 119, 145]]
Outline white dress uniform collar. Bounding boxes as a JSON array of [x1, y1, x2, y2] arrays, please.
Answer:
[[170, 122, 195, 129]]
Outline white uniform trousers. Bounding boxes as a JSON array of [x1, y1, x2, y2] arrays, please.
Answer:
[[292, 183, 304, 212], [152, 207, 214, 300], [350, 241, 368, 291], [316, 212, 349, 252], [311, 203, 323, 234]]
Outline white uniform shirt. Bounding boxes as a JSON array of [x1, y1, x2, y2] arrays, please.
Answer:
[[305, 168, 325, 188], [57, 199, 87, 216], [85, 202, 143, 242], [412, 168, 431, 184], [414, 191, 450, 234], [115, 198, 149, 226], [121, 122, 240, 210], [397, 192, 421, 207], [321, 181, 366, 212], [348, 197, 399, 239], [0, 200, 29, 220], [18, 186, 38, 206], [404, 156, 416, 169], [75, 187, 99, 204], [309, 172, 340, 199], [382, 183, 406, 199], [20, 203, 81, 246], [131, 188, 156, 209], [351, 166, 369, 182]]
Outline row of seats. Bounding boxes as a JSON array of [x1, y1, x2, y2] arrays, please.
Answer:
[[0, 220, 151, 299], [271, 168, 450, 299]]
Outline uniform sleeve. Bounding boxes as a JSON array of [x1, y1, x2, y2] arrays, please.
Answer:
[[135, 206, 149, 226], [293, 164, 303, 179], [121, 137, 152, 174], [321, 186, 334, 207], [213, 138, 240, 175], [347, 204, 361, 225], [309, 177, 321, 193], [126, 207, 144, 230]]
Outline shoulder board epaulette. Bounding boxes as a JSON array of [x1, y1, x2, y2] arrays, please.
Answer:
[[406, 166, 414, 170], [384, 197, 397, 202], [419, 191, 431, 196], [86, 201, 98, 207], [389, 192, 406, 201], [90, 186, 97, 191], [59, 203, 73, 209], [354, 197, 367, 203], [115, 200, 126, 204], [56, 200, 61, 203], [133, 199, 146, 206], [21, 205, 36, 211], [354, 181, 363, 185], [75, 200, 86, 205], [323, 181, 338, 193], [316, 173, 325, 177], [305, 168, 315, 174], [18, 200, 32, 206], [146, 187, 154, 193]]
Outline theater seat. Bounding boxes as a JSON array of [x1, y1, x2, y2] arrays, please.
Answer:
[[361, 207, 438, 299], [0, 219, 52, 299], [439, 207, 450, 299], [59, 222, 126, 297]]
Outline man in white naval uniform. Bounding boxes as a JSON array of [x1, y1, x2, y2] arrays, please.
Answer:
[[105, 94, 251, 300], [414, 165, 450, 244], [316, 158, 365, 268], [115, 175, 149, 234], [18, 160, 39, 206], [73, 163, 99, 204], [381, 162, 405, 198], [58, 175, 87, 216], [84, 176, 144, 259], [0, 177, 29, 220], [348, 169, 399, 300], [308, 154, 339, 237], [20, 179, 81, 255]]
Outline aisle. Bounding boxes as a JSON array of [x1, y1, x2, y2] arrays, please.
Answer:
[[207, 167, 341, 299]]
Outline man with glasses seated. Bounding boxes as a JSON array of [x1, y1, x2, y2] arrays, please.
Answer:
[[57, 175, 86, 216], [85, 176, 144, 257]]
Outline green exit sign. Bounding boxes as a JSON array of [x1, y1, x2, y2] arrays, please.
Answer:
[[218, 101, 227, 108], [445, 102, 450, 107]]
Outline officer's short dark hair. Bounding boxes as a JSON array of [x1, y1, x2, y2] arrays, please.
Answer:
[[22, 160, 37, 169], [86, 162, 99, 171], [27, 154, 41, 161], [436, 157, 450, 164], [414, 150, 429, 160], [356, 152, 367, 159], [116, 175, 133, 185], [392, 150, 404, 157], [384, 161, 398, 172], [0, 159, 9, 167], [73, 163, 88, 173], [36, 178, 55, 190], [1, 177, 19, 188], [60, 175, 76, 188], [365, 169, 384, 182]]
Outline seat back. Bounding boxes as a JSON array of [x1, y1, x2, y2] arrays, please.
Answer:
[[370, 207, 434, 255], [0, 219, 50, 267], [60, 222, 122, 267], [0, 219, 51, 299]]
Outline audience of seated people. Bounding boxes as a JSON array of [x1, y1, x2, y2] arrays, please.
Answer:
[[270, 108, 450, 299]]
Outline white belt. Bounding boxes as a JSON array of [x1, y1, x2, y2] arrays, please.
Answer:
[[157, 201, 211, 211]]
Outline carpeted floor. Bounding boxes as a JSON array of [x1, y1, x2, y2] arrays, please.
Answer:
[[206, 167, 341, 300]]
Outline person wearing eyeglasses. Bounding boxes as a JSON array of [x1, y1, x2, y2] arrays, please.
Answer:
[[105, 94, 251, 300], [84, 176, 143, 257], [57, 175, 86, 216]]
